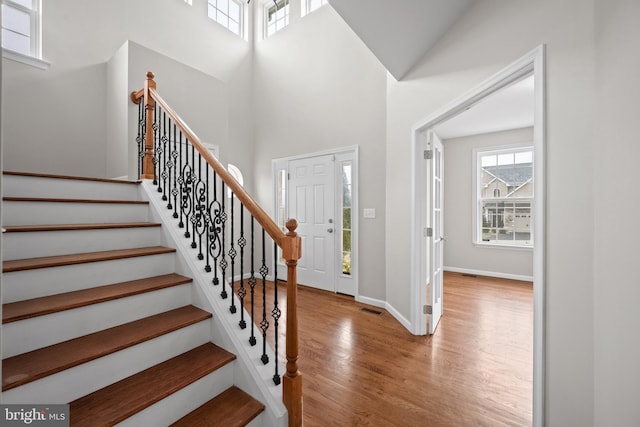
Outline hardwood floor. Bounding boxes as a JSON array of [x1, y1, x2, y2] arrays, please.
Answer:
[[242, 271, 533, 426]]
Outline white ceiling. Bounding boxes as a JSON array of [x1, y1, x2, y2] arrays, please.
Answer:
[[328, 0, 475, 80], [433, 75, 535, 140]]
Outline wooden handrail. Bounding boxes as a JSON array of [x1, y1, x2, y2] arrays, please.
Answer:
[[131, 72, 302, 426]]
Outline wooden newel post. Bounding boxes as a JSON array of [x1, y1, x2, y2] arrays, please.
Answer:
[[282, 219, 303, 427], [142, 71, 156, 180]]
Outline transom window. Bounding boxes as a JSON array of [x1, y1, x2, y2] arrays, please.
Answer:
[[476, 146, 534, 247], [303, 0, 328, 15], [208, 0, 243, 36], [265, 0, 289, 37], [1, 0, 40, 58]]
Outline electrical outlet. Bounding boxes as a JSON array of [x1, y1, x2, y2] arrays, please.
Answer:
[[363, 208, 376, 219]]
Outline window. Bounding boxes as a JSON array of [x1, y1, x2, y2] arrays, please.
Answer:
[[476, 147, 533, 247], [264, 0, 289, 37], [208, 0, 243, 36], [341, 161, 353, 275], [304, 0, 328, 15], [2, 0, 40, 57], [227, 164, 244, 198]]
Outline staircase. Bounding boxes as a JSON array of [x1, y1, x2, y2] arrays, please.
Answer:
[[1, 171, 266, 426]]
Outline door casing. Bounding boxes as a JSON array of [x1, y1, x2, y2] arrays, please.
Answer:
[[272, 146, 359, 296], [410, 46, 545, 427]]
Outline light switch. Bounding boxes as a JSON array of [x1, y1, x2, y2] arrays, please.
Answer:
[[363, 208, 376, 219]]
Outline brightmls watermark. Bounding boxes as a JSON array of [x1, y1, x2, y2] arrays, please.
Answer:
[[0, 405, 68, 426]]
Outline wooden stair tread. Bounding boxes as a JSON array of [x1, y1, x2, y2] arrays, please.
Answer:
[[69, 343, 236, 426], [2, 306, 212, 391], [2, 246, 175, 273], [3, 273, 192, 324], [3, 222, 161, 233], [3, 171, 141, 185], [3, 196, 148, 204], [170, 386, 265, 427]]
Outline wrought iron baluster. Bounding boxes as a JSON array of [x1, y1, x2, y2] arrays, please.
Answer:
[[229, 193, 237, 314], [249, 216, 257, 346], [181, 137, 194, 239], [177, 131, 185, 229], [136, 100, 144, 179], [193, 153, 208, 259], [170, 124, 178, 217], [238, 204, 247, 329], [152, 104, 160, 185], [204, 165, 212, 273], [159, 110, 168, 200], [209, 171, 222, 287], [260, 229, 270, 365], [220, 181, 228, 299], [272, 241, 281, 385]]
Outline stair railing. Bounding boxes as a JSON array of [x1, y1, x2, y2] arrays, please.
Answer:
[[131, 72, 302, 427]]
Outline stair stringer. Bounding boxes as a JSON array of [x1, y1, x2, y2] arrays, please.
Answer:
[[140, 181, 287, 427]]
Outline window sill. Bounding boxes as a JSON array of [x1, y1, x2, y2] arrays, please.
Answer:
[[2, 49, 50, 70], [474, 241, 533, 251]]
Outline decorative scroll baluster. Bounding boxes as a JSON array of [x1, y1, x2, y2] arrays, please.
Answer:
[[209, 171, 222, 287]]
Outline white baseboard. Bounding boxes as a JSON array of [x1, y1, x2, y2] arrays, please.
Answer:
[[356, 295, 412, 332], [444, 266, 533, 282]]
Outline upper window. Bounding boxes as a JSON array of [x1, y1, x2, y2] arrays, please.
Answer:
[[476, 146, 533, 248], [208, 0, 243, 37], [264, 0, 289, 37], [304, 0, 328, 15], [1, 0, 40, 58]]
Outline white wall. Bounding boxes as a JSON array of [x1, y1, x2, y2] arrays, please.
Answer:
[[385, 0, 596, 425], [251, 5, 388, 302], [443, 127, 533, 280], [2, 0, 251, 178], [593, 0, 640, 425]]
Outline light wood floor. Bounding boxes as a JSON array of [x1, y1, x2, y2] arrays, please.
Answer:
[[244, 271, 533, 426]]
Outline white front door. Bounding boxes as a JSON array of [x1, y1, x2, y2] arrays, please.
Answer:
[[427, 131, 444, 334], [288, 155, 336, 292]]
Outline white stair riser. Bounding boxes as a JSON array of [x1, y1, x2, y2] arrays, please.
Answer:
[[116, 362, 236, 427], [3, 227, 162, 261], [2, 201, 149, 226], [2, 253, 176, 303], [3, 284, 192, 358], [1, 320, 212, 404], [3, 174, 141, 200]]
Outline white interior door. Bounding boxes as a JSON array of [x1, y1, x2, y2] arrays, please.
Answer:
[[427, 131, 444, 334], [288, 155, 336, 292]]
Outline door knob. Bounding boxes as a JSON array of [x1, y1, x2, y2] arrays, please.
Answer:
[[327, 228, 334, 233]]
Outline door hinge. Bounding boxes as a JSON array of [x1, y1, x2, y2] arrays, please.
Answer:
[[287, 173, 290, 180], [424, 150, 433, 160], [424, 305, 432, 315], [424, 227, 433, 237]]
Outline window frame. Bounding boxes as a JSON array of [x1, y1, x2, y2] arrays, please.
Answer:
[[207, 0, 244, 38], [473, 144, 534, 249], [1, 0, 48, 69], [264, 0, 290, 38]]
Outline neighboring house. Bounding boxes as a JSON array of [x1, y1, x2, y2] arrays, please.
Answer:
[[1, 0, 639, 426]]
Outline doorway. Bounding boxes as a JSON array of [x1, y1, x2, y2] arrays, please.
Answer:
[[273, 146, 359, 296], [411, 46, 545, 427]]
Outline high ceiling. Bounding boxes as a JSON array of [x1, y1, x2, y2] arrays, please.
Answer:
[[329, 0, 475, 80]]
